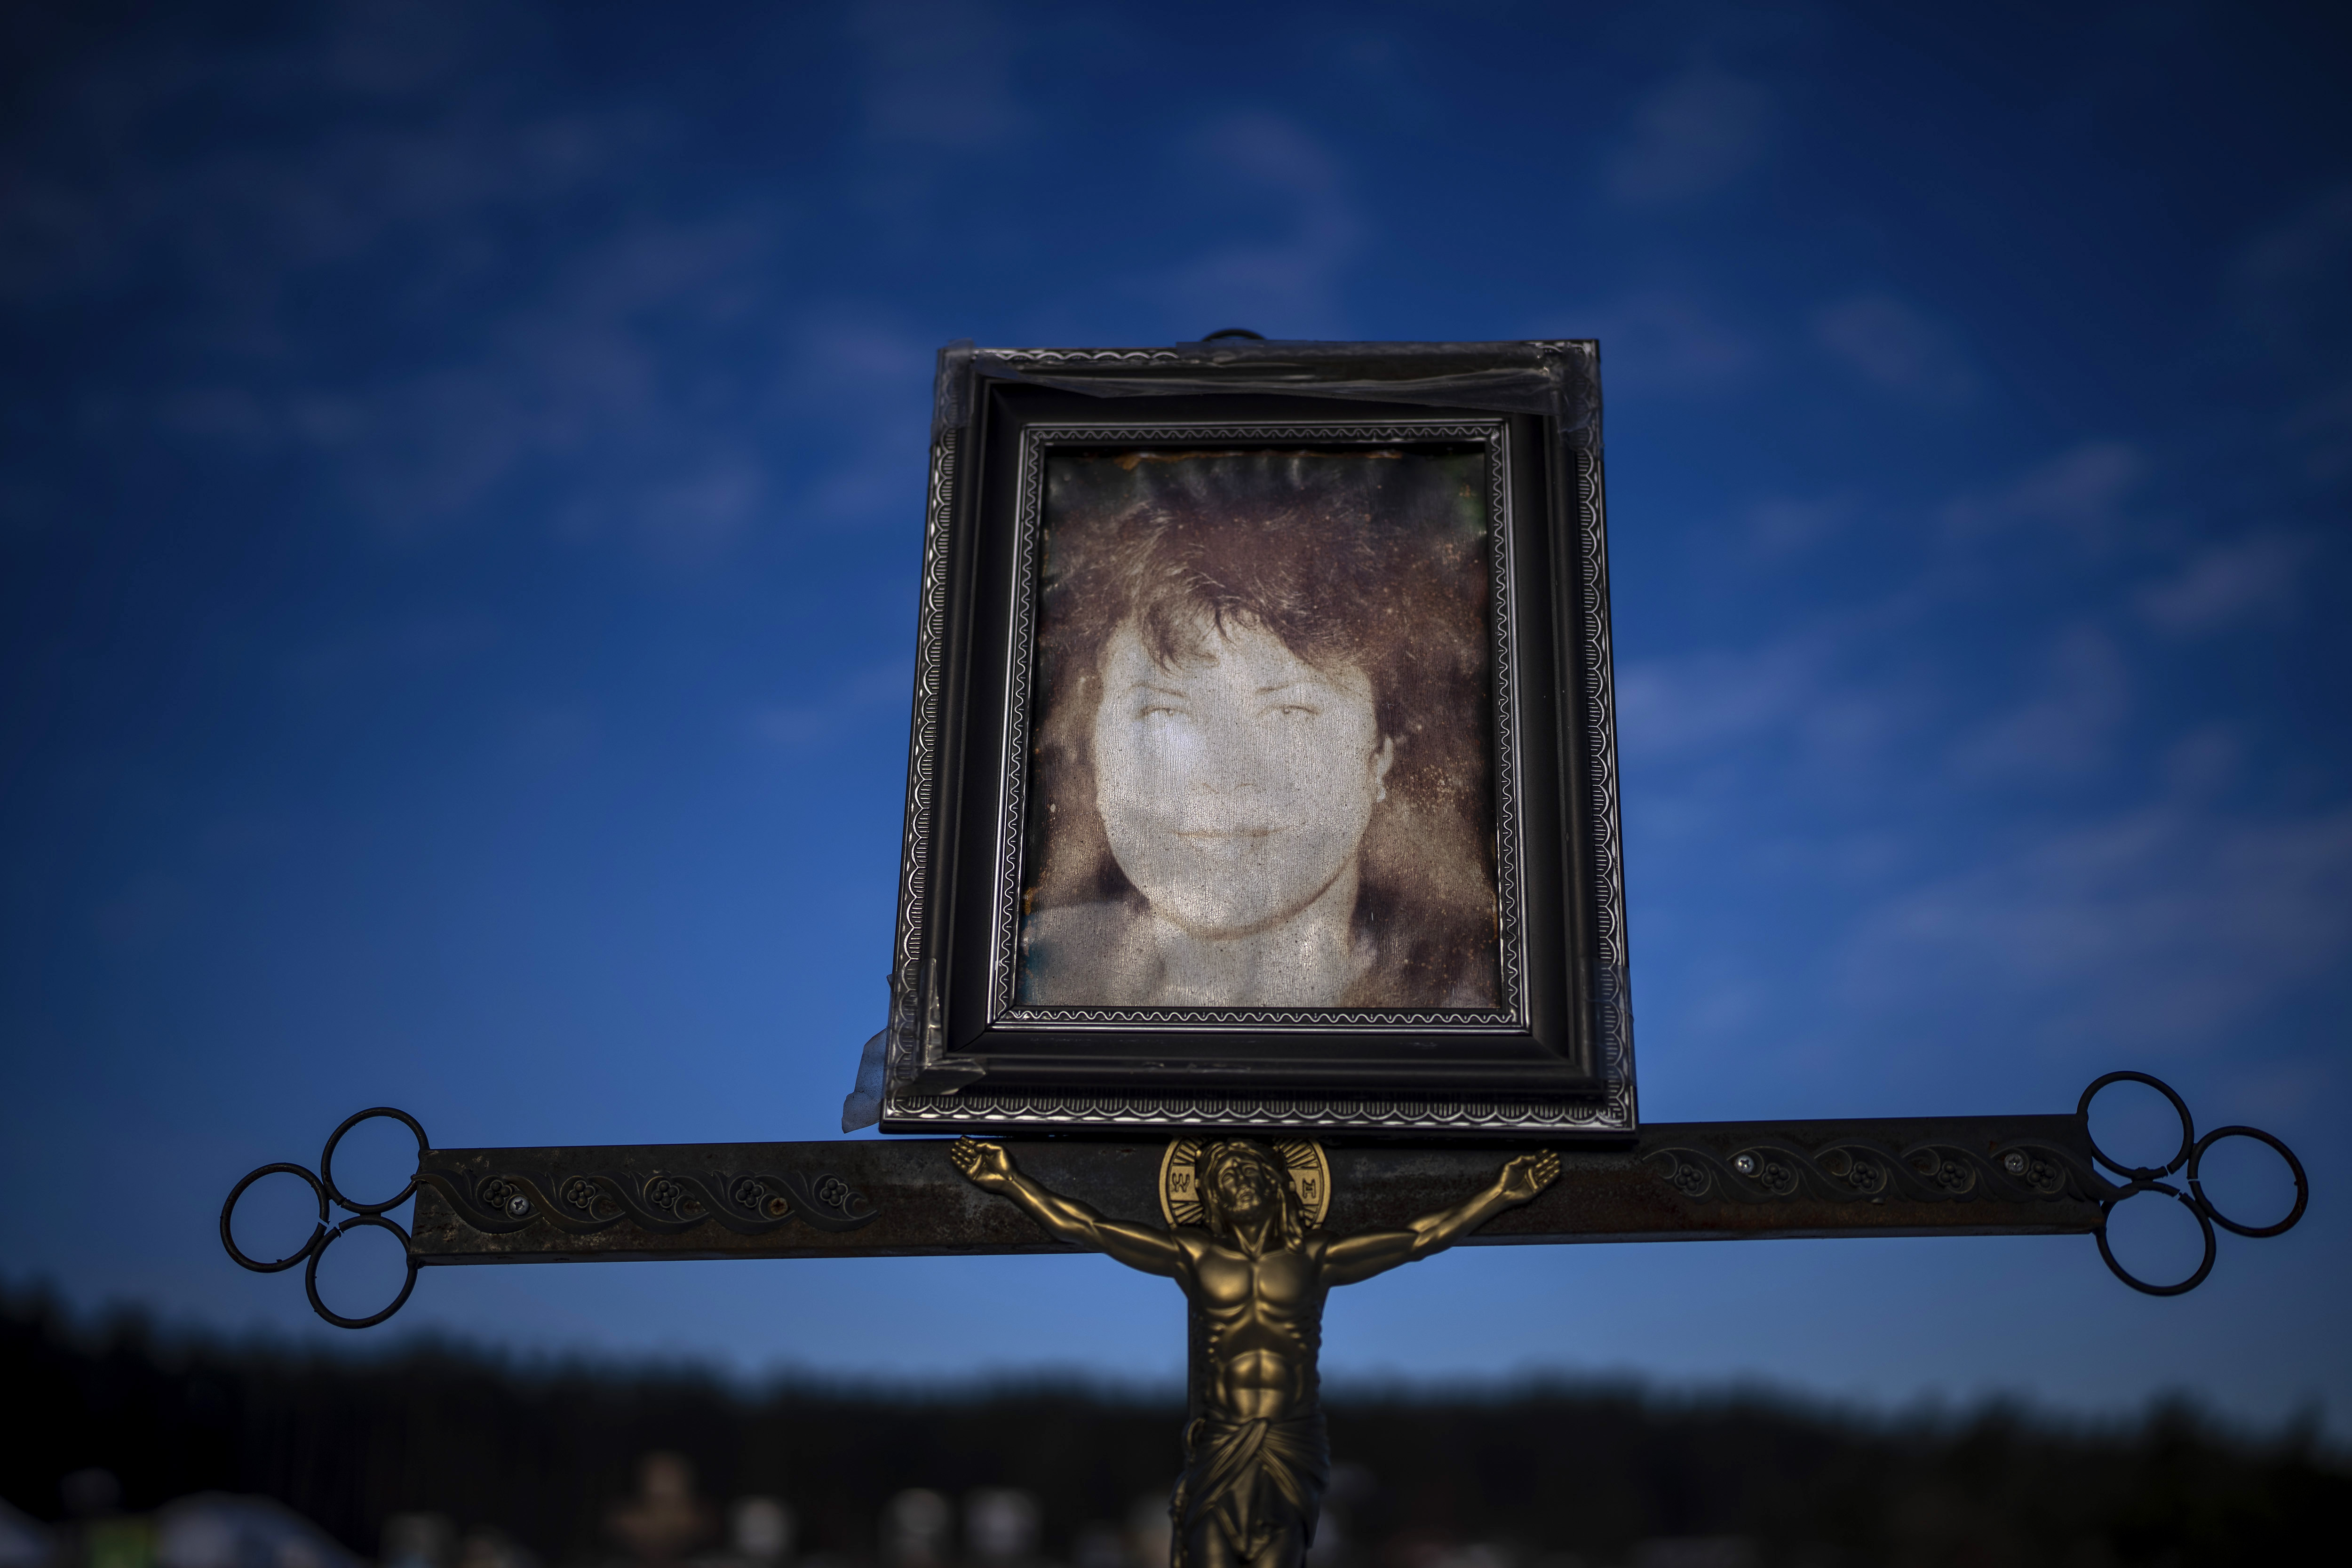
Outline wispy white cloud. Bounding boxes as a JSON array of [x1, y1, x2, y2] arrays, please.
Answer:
[[1617, 638, 1824, 761], [2226, 185, 2352, 483], [1948, 625, 2130, 780], [0, 32, 655, 324], [0, 3, 816, 565], [1557, 290, 1761, 398], [2159, 725, 2244, 801], [2136, 532, 2319, 635], [849, 0, 1032, 150], [631, 457, 771, 565], [795, 318, 939, 389], [1839, 793, 2352, 1057], [1617, 619, 1916, 773], [2229, 181, 2352, 361], [1812, 294, 1979, 406], [1940, 440, 2147, 544], [1145, 114, 1362, 338], [508, 700, 601, 769], [283, 611, 501, 692], [778, 312, 939, 527], [1604, 66, 1776, 206], [2283, 380, 2352, 483], [1745, 493, 1857, 555], [745, 657, 911, 752], [332, 205, 793, 551]]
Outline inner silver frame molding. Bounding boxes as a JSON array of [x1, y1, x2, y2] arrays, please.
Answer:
[[986, 419, 1531, 1035]]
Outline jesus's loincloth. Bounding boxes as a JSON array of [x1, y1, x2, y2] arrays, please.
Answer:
[[1169, 1411, 1329, 1567]]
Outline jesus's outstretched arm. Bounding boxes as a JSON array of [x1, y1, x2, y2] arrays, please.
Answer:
[[950, 1137, 1185, 1278], [1320, 1150, 1561, 1286]]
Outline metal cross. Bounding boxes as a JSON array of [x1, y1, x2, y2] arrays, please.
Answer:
[[223, 1070, 2302, 1319], [222, 1072, 2304, 1568]]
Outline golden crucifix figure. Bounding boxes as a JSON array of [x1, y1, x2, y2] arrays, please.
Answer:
[[950, 1136, 1561, 1568]]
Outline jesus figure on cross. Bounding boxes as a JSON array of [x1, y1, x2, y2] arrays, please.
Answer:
[[950, 1136, 1561, 1568]]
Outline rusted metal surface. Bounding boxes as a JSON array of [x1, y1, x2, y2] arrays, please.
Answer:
[[406, 1113, 2111, 1267]]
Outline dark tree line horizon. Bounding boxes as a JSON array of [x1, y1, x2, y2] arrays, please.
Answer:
[[5, 1289, 2342, 1568]]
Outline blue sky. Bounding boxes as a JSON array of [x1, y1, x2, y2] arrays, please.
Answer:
[[3, 1, 2347, 1434]]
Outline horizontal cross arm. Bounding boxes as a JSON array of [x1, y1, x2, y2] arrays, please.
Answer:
[[402, 1113, 2109, 1268], [222, 1075, 2305, 1329]]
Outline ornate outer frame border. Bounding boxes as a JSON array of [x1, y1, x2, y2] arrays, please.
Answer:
[[882, 342, 1636, 1137], [885, 423, 959, 1069], [985, 418, 1527, 1033], [1573, 436, 1634, 1136], [882, 1090, 1632, 1134]]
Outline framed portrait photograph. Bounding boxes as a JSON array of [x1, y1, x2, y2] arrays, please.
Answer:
[[877, 340, 1633, 1138]]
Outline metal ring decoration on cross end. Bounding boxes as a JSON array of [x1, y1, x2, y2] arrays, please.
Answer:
[[2188, 1125, 2309, 1239], [304, 1212, 422, 1329], [2094, 1180, 2218, 1297], [320, 1106, 431, 1215], [2077, 1071, 2195, 1180], [219, 1162, 329, 1274], [221, 1106, 432, 1328], [2074, 1072, 2304, 1296]]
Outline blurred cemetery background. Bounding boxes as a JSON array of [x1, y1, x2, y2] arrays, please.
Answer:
[[5, 1291, 2344, 1568]]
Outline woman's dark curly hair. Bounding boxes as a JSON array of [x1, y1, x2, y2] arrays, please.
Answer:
[[1022, 448, 1500, 1008]]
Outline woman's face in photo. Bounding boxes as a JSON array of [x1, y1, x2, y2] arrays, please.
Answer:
[[1090, 613, 1393, 937]]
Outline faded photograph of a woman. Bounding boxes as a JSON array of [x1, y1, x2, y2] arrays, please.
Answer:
[[1016, 449, 1500, 1011]]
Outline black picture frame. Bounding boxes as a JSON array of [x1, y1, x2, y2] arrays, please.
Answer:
[[878, 340, 1634, 1138]]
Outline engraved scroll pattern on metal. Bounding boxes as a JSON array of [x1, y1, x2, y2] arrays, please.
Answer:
[[435, 1166, 877, 1239], [220, 1108, 881, 1330], [1576, 442, 1635, 1130], [889, 426, 958, 1071], [1648, 1072, 2308, 1297], [985, 420, 1527, 1032], [1646, 1138, 2102, 1207]]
